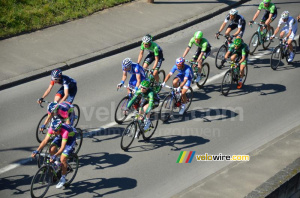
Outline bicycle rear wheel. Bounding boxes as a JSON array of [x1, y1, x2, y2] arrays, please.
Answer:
[[270, 46, 282, 70], [120, 122, 136, 150], [241, 64, 248, 85], [221, 70, 233, 96], [74, 128, 83, 155], [64, 154, 79, 187], [159, 95, 174, 122], [185, 87, 193, 113], [196, 62, 210, 88], [30, 165, 53, 198], [215, 45, 227, 69], [142, 112, 159, 140], [115, 96, 130, 124], [36, 114, 49, 143], [249, 32, 259, 55], [72, 104, 80, 127], [285, 40, 297, 63], [262, 27, 274, 49]]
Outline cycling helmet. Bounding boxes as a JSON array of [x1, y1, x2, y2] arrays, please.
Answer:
[[51, 119, 62, 131], [142, 34, 152, 43], [229, 9, 238, 16], [194, 31, 203, 40], [141, 80, 150, 89], [176, 57, 185, 66], [281, 11, 289, 19], [51, 69, 62, 79], [234, 38, 242, 47], [263, 0, 271, 3], [47, 102, 58, 114], [122, 58, 132, 70]]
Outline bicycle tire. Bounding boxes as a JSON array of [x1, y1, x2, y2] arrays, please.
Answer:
[[74, 128, 83, 155], [30, 165, 53, 198], [159, 95, 174, 122], [115, 96, 130, 124], [64, 153, 79, 187], [215, 45, 227, 69], [285, 40, 297, 63], [249, 32, 259, 55], [270, 46, 282, 70], [196, 62, 210, 88], [72, 104, 80, 128], [155, 70, 166, 93], [262, 27, 274, 49], [120, 122, 136, 150], [221, 70, 233, 96], [36, 114, 49, 143], [142, 112, 159, 141], [241, 64, 248, 85], [185, 87, 193, 113]]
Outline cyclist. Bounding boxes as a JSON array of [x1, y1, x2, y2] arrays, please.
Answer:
[[37, 69, 77, 104], [161, 57, 193, 115], [40, 102, 75, 132], [182, 31, 211, 83], [126, 80, 159, 131], [224, 38, 249, 89], [216, 9, 246, 41], [117, 58, 146, 95], [271, 11, 298, 62], [137, 34, 164, 84], [249, 0, 277, 34], [31, 119, 77, 189]]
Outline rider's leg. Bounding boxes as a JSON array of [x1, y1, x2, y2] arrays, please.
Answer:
[[240, 64, 245, 79], [181, 88, 188, 104], [225, 27, 232, 37], [172, 77, 181, 88], [143, 104, 150, 119], [152, 69, 159, 83], [230, 54, 238, 62]]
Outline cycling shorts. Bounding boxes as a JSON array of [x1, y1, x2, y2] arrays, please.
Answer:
[[261, 10, 277, 22], [227, 23, 246, 37], [174, 76, 192, 89], [193, 47, 211, 61], [144, 52, 164, 70], [281, 26, 298, 40], [56, 85, 77, 103], [51, 135, 77, 157]]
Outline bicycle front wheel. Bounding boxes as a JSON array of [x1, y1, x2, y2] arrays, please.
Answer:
[[215, 45, 227, 69], [115, 96, 130, 124], [285, 40, 297, 63], [196, 62, 210, 88], [249, 32, 259, 55], [142, 112, 159, 140], [270, 46, 282, 70], [120, 122, 137, 150], [64, 154, 79, 187], [262, 27, 274, 49], [30, 165, 53, 198], [159, 95, 174, 122], [221, 70, 233, 96], [74, 128, 83, 155], [72, 104, 80, 127], [36, 114, 49, 143], [155, 70, 166, 93]]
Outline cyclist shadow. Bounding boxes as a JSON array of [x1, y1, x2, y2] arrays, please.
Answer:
[[78, 152, 132, 170], [226, 83, 286, 97], [0, 174, 32, 196], [128, 135, 210, 152], [80, 127, 123, 143], [50, 177, 137, 198]]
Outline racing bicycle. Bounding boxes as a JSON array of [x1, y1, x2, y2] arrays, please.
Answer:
[[185, 60, 210, 88], [215, 34, 234, 69], [144, 68, 165, 93]]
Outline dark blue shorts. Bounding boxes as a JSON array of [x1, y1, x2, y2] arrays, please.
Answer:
[[57, 84, 77, 103], [51, 135, 77, 157]]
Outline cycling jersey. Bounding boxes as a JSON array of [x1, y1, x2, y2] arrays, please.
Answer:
[[123, 63, 146, 88], [50, 75, 77, 103], [170, 64, 193, 89], [258, 2, 276, 14], [141, 42, 164, 69], [188, 38, 211, 51], [141, 42, 163, 56], [229, 43, 249, 56], [278, 16, 298, 40], [224, 14, 246, 28], [47, 123, 76, 140]]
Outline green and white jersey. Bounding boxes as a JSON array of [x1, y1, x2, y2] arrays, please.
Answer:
[[141, 42, 162, 56], [188, 37, 211, 51], [258, 2, 276, 14]]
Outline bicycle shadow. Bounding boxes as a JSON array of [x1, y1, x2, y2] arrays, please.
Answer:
[[49, 177, 137, 198], [80, 127, 123, 143], [127, 135, 210, 152], [0, 174, 32, 196], [78, 152, 132, 170]]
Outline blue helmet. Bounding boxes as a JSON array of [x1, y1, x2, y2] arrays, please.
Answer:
[[176, 57, 185, 65], [122, 58, 132, 70], [51, 119, 62, 131], [47, 102, 58, 114], [51, 69, 62, 79]]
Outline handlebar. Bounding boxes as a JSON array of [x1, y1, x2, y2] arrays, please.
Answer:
[[117, 84, 135, 92], [185, 59, 198, 66], [39, 100, 51, 108], [250, 21, 267, 27]]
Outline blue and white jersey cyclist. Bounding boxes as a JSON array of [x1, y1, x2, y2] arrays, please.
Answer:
[[117, 58, 146, 96], [37, 69, 77, 104], [161, 57, 193, 115]]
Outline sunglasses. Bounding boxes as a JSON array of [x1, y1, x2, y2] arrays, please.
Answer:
[[143, 42, 150, 45], [141, 86, 148, 89], [52, 78, 60, 81]]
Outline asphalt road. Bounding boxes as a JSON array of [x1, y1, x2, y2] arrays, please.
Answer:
[[1, 0, 300, 197]]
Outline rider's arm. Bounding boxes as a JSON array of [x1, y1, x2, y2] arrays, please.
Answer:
[[40, 83, 54, 102], [224, 46, 233, 59], [252, 9, 261, 22], [137, 43, 145, 64], [43, 113, 52, 126], [152, 55, 159, 70], [32, 132, 51, 157], [218, 16, 228, 33], [164, 66, 176, 83], [183, 38, 194, 58], [127, 90, 141, 108], [122, 71, 127, 83], [145, 92, 154, 114], [135, 73, 141, 88], [182, 47, 190, 58]]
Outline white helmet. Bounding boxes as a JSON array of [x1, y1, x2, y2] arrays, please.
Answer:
[[229, 9, 238, 16], [281, 11, 289, 19], [122, 58, 132, 70], [142, 34, 152, 43]]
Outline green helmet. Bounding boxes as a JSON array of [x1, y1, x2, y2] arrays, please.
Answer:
[[263, 0, 271, 3], [141, 80, 150, 88], [194, 31, 203, 40], [234, 38, 242, 47]]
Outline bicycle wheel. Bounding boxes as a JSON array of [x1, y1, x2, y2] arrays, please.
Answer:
[[262, 27, 274, 49], [159, 95, 174, 122], [142, 112, 159, 141], [74, 128, 83, 155], [285, 40, 297, 63], [120, 122, 137, 150], [241, 64, 248, 85], [196, 63, 210, 88], [72, 104, 80, 127], [185, 87, 194, 113], [215, 45, 227, 69], [36, 114, 49, 143], [64, 154, 79, 187], [221, 70, 233, 96], [249, 32, 259, 55], [30, 165, 53, 198], [155, 70, 166, 93], [115, 96, 130, 124], [270, 46, 282, 70]]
